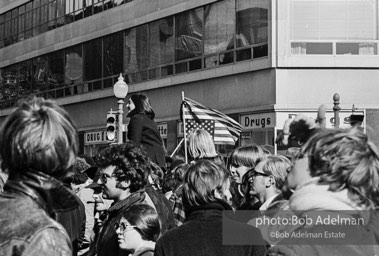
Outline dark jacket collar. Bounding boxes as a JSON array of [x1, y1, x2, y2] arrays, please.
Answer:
[[4, 170, 81, 216], [108, 189, 146, 216], [186, 199, 233, 221]]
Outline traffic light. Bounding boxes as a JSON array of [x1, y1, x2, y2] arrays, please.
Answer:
[[106, 112, 117, 142]]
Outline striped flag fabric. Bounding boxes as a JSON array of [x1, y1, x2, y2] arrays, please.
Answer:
[[181, 97, 242, 145]]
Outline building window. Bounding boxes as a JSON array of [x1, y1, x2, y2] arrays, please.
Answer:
[[175, 8, 204, 62], [65, 44, 83, 95], [236, 0, 269, 61], [204, 0, 235, 67], [103, 32, 124, 85], [291, 0, 378, 55], [124, 25, 149, 82], [149, 17, 174, 78]]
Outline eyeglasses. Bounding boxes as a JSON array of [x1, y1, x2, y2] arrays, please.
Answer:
[[114, 222, 138, 233], [250, 170, 270, 178], [100, 173, 116, 184]]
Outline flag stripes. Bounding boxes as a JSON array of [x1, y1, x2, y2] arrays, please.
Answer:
[[181, 97, 242, 145]]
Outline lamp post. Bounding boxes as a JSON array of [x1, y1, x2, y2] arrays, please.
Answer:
[[113, 74, 128, 144], [333, 93, 340, 128]]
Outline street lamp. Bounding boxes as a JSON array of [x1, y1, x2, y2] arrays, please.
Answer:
[[113, 73, 128, 144], [333, 93, 340, 128]]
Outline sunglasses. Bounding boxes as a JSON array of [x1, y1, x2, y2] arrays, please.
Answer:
[[249, 169, 270, 178], [114, 222, 138, 233], [100, 173, 116, 184]]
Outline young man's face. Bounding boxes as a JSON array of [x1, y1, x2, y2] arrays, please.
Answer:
[[229, 164, 250, 184], [97, 165, 124, 201]]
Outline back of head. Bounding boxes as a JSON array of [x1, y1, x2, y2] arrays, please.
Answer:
[[256, 155, 291, 190], [0, 96, 78, 179], [188, 129, 218, 159], [300, 128, 379, 209], [96, 141, 149, 192], [229, 144, 266, 168], [122, 204, 160, 242], [130, 93, 155, 119], [182, 159, 230, 209]]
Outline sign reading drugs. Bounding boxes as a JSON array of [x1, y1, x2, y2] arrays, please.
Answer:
[[240, 113, 275, 129]]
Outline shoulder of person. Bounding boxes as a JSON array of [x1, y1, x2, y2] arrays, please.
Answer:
[[27, 225, 72, 256], [134, 247, 154, 256]]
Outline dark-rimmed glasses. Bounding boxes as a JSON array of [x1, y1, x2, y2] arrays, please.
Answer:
[[114, 222, 138, 233], [249, 169, 270, 178]]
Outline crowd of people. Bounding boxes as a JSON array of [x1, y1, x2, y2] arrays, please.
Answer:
[[1, 95, 379, 256]]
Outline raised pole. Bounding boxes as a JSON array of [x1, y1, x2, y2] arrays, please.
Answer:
[[182, 91, 188, 164], [117, 99, 124, 144], [333, 93, 341, 128]]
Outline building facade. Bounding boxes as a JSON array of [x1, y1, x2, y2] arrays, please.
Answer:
[[1, 0, 378, 156]]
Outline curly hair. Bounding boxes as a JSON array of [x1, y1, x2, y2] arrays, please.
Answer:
[[299, 128, 379, 209], [96, 141, 150, 192]]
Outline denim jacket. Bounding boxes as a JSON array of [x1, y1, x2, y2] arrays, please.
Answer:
[[0, 171, 79, 256]]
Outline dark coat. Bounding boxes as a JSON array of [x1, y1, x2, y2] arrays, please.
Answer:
[[154, 200, 268, 256], [89, 188, 175, 256], [0, 171, 76, 256], [127, 113, 165, 167]]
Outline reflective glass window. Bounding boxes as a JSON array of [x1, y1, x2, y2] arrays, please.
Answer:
[[1, 64, 19, 100], [65, 45, 83, 88], [204, 0, 235, 67], [149, 17, 174, 69], [32, 56, 49, 93], [124, 25, 148, 81], [236, 0, 268, 47], [19, 60, 33, 97], [175, 7, 204, 61], [103, 32, 123, 77], [84, 38, 102, 81]]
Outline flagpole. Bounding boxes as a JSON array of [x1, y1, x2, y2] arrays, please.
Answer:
[[182, 91, 188, 163], [274, 126, 278, 155], [170, 138, 184, 158]]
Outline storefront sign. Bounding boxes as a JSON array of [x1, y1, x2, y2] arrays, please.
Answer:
[[276, 111, 365, 130], [158, 123, 168, 139], [85, 131, 107, 145], [240, 113, 275, 129]]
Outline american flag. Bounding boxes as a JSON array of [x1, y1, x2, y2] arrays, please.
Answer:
[[186, 119, 216, 138], [181, 97, 242, 145]]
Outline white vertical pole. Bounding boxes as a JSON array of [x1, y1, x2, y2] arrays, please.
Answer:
[[182, 91, 188, 164], [117, 99, 124, 144]]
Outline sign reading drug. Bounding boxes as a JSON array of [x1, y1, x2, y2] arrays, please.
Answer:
[[85, 131, 107, 144], [240, 113, 275, 129]]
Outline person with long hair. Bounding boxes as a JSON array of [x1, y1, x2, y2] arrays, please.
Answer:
[[127, 93, 165, 168], [228, 145, 268, 210], [187, 129, 224, 165]]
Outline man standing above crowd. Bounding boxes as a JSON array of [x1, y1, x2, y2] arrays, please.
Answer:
[[0, 97, 79, 256]]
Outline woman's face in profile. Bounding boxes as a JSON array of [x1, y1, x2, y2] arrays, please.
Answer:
[[127, 98, 135, 112], [287, 153, 312, 190]]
